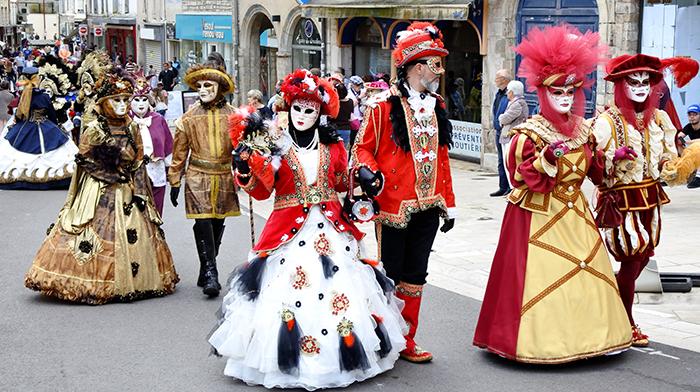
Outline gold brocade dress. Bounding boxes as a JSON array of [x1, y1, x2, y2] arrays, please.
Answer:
[[24, 117, 179, 304], [474, 116, 632, 363]]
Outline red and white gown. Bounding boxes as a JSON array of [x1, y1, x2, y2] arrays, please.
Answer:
[[473, 116, 632, 363], [209, 131, 405, 390]]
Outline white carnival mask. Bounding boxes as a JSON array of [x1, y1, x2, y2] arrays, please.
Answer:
[[131, 96, 150, 117], [197, 80, 219, 103], [290, 99, 321, 131], [546, 85, 575, 114], [108, 96, 129, 117], [625, 72, 651, 103]]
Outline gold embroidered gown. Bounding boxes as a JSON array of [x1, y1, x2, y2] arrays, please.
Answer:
[[24, 117, 179, 304], [473, 116, 632, 363]]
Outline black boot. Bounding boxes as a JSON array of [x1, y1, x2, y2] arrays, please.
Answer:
[[212, 219, 226, 257], [194, 222, 208, 288], [193, 220, 221, 297]]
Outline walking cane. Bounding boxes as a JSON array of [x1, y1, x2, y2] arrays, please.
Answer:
[[248, 195, 255, 247]]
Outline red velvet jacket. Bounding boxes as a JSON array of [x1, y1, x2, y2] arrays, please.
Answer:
[[351, 91, 456, 228], [237, 140, 363, 253]]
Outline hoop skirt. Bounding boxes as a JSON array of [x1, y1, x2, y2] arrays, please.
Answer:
[[24, 118, 179, 304], [0, 91, 77, 189], [209, 140, 406, 390]]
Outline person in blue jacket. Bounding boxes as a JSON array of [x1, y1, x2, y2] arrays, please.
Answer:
[[490, 69, 512, 197]]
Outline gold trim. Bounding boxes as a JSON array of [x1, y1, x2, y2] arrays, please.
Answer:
[[186, 211, 241, 219], [514, 341, 632, 364]]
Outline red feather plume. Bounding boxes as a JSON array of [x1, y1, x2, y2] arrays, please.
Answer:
[[661, 57, 699, 88], [228, 105, 256, 148]]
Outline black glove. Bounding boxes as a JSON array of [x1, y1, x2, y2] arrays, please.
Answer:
[[357, 167, 383, 198], [233, 144, 251, 174], [170, 186, 180, 207], [440, 218, 455, 233]]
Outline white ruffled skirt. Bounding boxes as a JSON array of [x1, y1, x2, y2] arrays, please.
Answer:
[[209, 207, 406, 390]]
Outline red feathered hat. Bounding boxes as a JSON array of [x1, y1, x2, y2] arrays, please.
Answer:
[[392, 22, 449, 68], [280, 69, 340, 118], [515, 24, 606, 91], [605, 54, 664, 82], [605, 54, 699, 88]]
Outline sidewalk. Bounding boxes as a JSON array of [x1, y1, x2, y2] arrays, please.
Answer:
[[240, 159, 700, 353]]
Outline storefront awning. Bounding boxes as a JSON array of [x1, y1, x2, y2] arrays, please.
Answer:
[[300, 0, 473, 20]]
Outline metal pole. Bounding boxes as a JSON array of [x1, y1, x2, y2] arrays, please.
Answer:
[[248, 196, 255, 247], [232, 0, 240, 106], [42, 0, 47, 39]]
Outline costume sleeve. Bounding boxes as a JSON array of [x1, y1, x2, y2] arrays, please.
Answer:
[[236, 153, 275, 201], [592, 115, 616, 180], [508, 133, 556, 193], [333, 142, 350, 193], [167, 118, 189, 187], [75, 123, 124, 184], [350, 104, 382, 172], [658, 109, 679, 162], [440, 145, 457, 218]]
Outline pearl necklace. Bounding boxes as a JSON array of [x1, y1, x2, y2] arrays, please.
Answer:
[[291, 129, 319, 152]]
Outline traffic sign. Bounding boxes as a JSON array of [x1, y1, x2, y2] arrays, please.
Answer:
[[94, 27, 103, 37], [78, 24, 88, 36]]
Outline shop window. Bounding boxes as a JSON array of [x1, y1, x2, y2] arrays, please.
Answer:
[[353, 18, 390, 78]]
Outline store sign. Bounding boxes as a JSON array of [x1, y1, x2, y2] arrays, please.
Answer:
[[175, 14, 233, 43], [449, 120, 481, 161]]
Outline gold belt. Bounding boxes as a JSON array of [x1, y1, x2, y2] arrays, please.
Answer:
[[189, 157, 231, 172]]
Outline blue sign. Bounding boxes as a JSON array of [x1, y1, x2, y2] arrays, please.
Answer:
[[175, 14, 233, 43]]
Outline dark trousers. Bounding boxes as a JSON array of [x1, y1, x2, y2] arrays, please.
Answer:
[[495, 136, 510, 192], [378, 208, 440, 285]]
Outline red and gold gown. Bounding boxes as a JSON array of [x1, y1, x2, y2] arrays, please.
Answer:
[[473, 115, 632, 363]]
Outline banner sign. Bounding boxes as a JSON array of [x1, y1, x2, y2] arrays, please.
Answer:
[[449, 120, 481, 161]]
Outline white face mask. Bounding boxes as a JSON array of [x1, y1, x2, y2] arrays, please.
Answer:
[[290, 99, 321, 131], [108, 96, 129, 117], [625, 72, 651, 103], [131, 96, 150, 117], [196, 80, 219, 103], [546, 86, 575, 114]]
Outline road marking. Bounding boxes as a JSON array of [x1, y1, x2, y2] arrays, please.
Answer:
[[630, 347, 680, 360]]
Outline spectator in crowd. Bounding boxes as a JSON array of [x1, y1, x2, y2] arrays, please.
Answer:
[[266, 80, 283, 112], [679, 104, 700, 188], [309, 67, 322, 77], [497, 80, 529, 148], [152, 82, 169, 116], [247, 89, 273, 120], [490, 69, 512, 197], [172, 56, 181, 72], [124, 55, 137, 74], [449, 77, 466, 120], [158, 62, 177, 91], [330, 81, 355, 149], [147, 64, 158, 88], [13, 52, 24, 75], [333, 66, 349, 85], [0, 80, 13, 130]]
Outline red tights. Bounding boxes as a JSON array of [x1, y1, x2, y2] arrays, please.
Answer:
[[615, 258, 650, 326]]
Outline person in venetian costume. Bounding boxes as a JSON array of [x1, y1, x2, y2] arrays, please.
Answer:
[[591, 54, 699, 347], [73, 50, 111, 142], [23, 67, 179, 304], [473, 24, 632, 363], [167, 61, 240, 297], [0, 63, 78, 189], [130, 72, 173, 216], [208, 69, 406, 390], [351, 22, 457, 363]]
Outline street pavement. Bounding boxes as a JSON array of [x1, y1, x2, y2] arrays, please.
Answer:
[[2, 188, 700, 391]]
